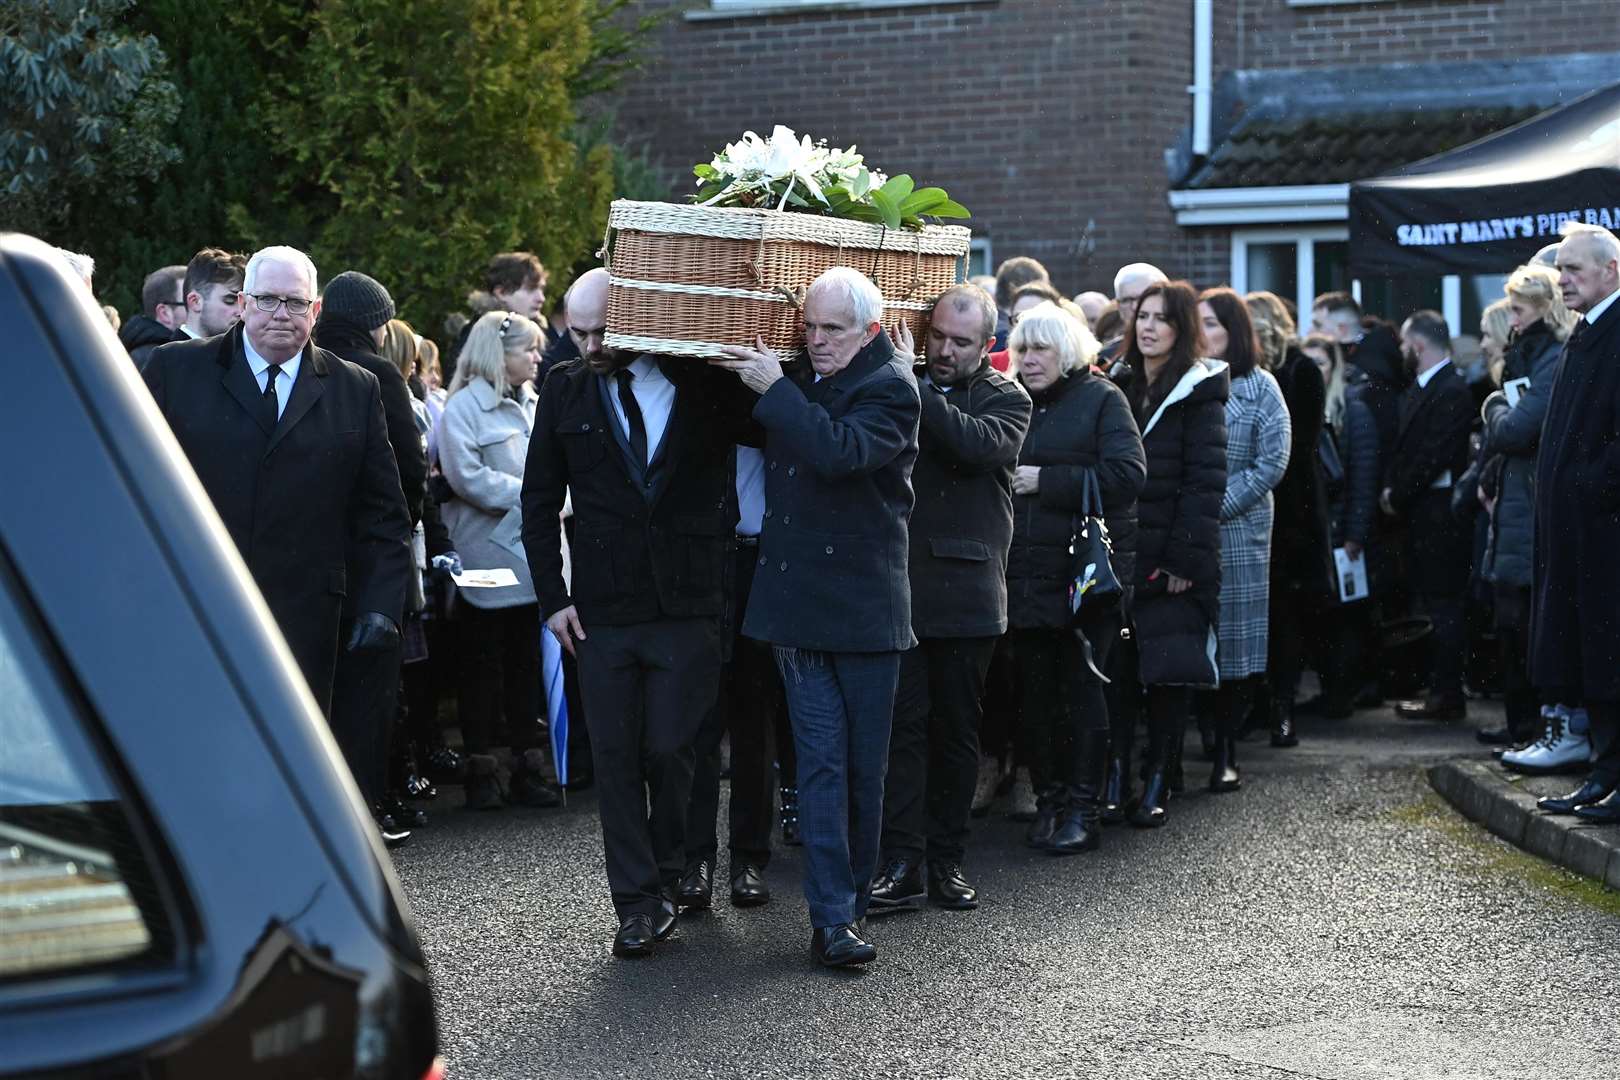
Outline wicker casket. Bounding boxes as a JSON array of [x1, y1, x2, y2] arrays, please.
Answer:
[[601, 199, 972, 360]]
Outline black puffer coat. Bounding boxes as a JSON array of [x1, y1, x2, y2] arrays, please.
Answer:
[[1005, 368, 1145, 630], [1347, 320, 1407, 462], [1269, 346, 1334, 595], [1480, 319, 1563, 588], [1326, 380, 1380, 549], [1118, 359, 1229, 687], [119, 314, 187, 370]]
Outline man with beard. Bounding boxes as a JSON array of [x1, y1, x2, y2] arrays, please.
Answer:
[[869, 284, 1030, 914], [1380, 309, 1473, 721], [521, 267, 758, 958]]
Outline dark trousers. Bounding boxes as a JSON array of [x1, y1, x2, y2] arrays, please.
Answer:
[[456, 603, 540, 754], [1587, 700, 1620, 788], [978, 637, 1019, 762], [1269, 583, 1330, 706], [402, 616, 449, 747], [1009, 616, 1117, 792], [1405, 493, 1468, 703], [775, 646, 900, 929], [881, 635, 998, 868], [331, 627, 402, 804], [1493, 583, 1539, 739], [688, 545, 784, 870], [577, 616, 721, 919]]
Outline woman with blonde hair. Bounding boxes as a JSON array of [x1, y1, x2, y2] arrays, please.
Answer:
[[437, 310, 560, 810], [1003, 302, 1144, 851], [1474, 264, 1572, 745], [1245, 290, 1332, 747]]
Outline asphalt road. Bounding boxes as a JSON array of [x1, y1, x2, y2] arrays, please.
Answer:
[[393, 701, 1620, 1079]]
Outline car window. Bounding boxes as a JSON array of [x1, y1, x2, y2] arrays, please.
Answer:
[[0, 562, 171, 981]]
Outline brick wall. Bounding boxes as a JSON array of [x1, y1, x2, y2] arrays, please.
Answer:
[[1232, 0, 1620, 69], [612, 0, 1199, 296]]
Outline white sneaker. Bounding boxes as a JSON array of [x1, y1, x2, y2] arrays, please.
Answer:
[[1009, 766, 1038, 822], [970, 755, 1002, 818], [1502, 706, 1592, 775]]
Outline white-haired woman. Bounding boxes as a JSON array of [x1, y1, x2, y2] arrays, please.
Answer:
[[438, 310, 560, 811], [1476, 265, 1576, 745], [1003, 302, 1145, 853]]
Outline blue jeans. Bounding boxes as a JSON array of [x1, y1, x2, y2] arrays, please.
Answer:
[[774, 646, 900, 929]]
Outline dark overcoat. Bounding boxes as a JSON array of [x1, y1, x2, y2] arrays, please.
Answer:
[[1269, 347, 1334, 595], [1479, 320, 1562, 589], [1121, 359, 1229, 687], [1006, 368, 1144, 630], [1530, 299, 1620, 700], [1384, 362, 1474, 595], [907, 360, 1031, 639], [520, 358, 756, 626], [743, 334, 921, 653], [142, 324, 412, 712]]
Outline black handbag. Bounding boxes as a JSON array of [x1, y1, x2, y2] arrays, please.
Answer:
[[1067, 468, 1122, 622]]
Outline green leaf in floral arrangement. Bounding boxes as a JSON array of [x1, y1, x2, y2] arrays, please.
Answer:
[[899, 187, 949, 216], [878, 173, 915, 206], [694, 163, 718, 180], [930, 199, 972, 219], [868, 188, 903, 230], [852, 168, 872, 199]]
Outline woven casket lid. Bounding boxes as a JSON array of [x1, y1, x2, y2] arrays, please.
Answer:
[[607, 199, 972, 257]]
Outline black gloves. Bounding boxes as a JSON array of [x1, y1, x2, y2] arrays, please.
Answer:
[[346, 611, 401, 652]]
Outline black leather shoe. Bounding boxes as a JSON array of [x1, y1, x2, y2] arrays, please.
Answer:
[[678, 861, 713, 912], [868, 858, 924, 911], [927, 864, 978, 910], [382, 792, 427, 828], [423, 742, 466, 782], [1130, 771, 1169, 828], [613, 914, 656, 958], [1047, 806, 1101, 855], [1539, 780, 1615, 815], [811, 924, 876, 967], [1394, 696, 1466, 721], [730, 864, 770, 907], [1025, 807, 1059, 849], [652, 899, 677, 942], [1101, 757, 1130, 825], [372, 804, 411, 848], [1573, 788, 1620, 824], [1208, 734, 1241, 793]]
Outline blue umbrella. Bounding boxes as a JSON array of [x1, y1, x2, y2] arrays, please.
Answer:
[[541, 628, 569, 797]]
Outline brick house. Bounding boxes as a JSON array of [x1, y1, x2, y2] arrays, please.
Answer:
[[612, 0, 1620, 329]]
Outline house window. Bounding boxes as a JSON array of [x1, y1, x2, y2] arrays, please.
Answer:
[[968, 237, 992, 280], [1229, 228, 1349, 322]]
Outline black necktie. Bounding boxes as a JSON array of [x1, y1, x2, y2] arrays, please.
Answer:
[[263, 362, 284, 429], [614, 368, 648, 466], [1570, 318, 1589, 349]]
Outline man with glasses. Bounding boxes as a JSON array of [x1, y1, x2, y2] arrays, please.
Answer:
[[142, 246, 412, 752], [1099, 262, 1168, 365], [180, 247, 247, 341], [119, 264, 190, 369]]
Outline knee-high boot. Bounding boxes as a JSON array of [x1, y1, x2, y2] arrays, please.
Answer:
[[1050, 729, 1109, 854]]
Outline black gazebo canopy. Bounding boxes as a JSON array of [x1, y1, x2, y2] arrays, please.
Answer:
[[1349, 83, 1620, 277]]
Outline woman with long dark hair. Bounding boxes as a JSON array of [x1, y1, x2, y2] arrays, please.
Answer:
[[1108, 282, 1228, 827], [1200, 288, 1291, 787]]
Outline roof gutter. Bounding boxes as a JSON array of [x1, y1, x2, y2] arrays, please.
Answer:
[[1168, 184, 1351, 225]]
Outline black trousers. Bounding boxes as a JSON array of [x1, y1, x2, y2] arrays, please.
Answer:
[[688, 545, 784, 870], [881, 635, 999, 867], [576, 616, 722, 919], [1404, 493, 1469, 703], [1586, 700, 1620, 788], [1008, 616, 1118, 793], [330, 626, 402, 805], [456, 603, 540, 754], [1493, 583, 1539, 739]]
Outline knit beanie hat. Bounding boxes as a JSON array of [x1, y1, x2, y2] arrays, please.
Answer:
[[321, 270, 396, 330]]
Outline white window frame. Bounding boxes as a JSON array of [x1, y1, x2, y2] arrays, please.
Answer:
[[692, 0, 984, 19], [968, 237, 993, 281], [1229, 227, 1349, 322]]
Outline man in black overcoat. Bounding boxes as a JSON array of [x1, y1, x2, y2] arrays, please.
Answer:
[[1379, 309, 1474, 720], [520, 268, 759, 959], [1530, 224, 1620, 821], [869, 285, 1030, 914], [142, 246, 413, 730]]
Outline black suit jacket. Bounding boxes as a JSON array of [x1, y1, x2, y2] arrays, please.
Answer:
[[143, 325, 413, 711], [1385, 362, 1472, 516], [520, 358, 759, 626]]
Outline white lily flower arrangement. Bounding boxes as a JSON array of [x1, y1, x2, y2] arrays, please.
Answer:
[[692, 125, 969, 231]]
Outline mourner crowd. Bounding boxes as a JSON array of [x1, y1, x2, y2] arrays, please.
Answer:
[[70, 214, 1620, 966]]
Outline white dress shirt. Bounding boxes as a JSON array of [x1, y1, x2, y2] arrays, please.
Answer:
[[243, 335, 302, 421], [608, 355, 675, 461], [735, 446, 766, 537], [1415, 356, 1451, 390]]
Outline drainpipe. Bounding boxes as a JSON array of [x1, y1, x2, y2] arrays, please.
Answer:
[[1190, 0, 1213, 158]]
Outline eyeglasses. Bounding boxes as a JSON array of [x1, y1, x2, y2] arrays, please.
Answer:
[[161, 298, 187, 309], [246, 293, 314, 316]]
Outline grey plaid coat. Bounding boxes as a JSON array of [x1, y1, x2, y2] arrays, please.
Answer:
[[1217, 369, 1292, 679]]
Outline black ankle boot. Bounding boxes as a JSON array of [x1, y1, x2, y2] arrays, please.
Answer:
[[1130, 769, 1169, 828], [1050, 732, 1107, 854], [1025, 786, 1062, 849], [1101, 756, 1129, 825], [1271, 698, 1299, 748], [1208, 735, 1241, 792]]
